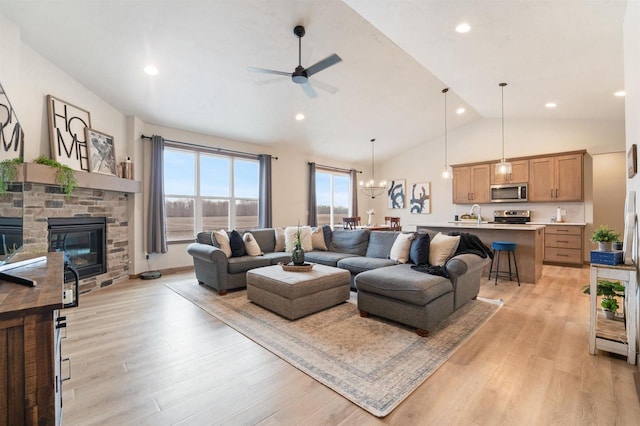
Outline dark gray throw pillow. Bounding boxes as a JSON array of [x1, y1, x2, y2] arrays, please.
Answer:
[[410, 233, 430, 265], [229, 230, 246, 257]]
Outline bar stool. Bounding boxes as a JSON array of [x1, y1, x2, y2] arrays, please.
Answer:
[[488, 241, 520, 286]]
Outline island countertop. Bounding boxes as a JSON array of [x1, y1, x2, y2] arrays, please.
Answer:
[[416, 222, 546, 231]]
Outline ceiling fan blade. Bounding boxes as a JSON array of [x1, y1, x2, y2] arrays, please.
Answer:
[[254, 76, 288, 86], [311, 78, 339, 95], [300, 82, 317, 99], [305, 54, 342, 77], [247, 67, 291, 77]]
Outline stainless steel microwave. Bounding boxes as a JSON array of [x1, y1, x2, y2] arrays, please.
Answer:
[[490, 184, 528, 203]]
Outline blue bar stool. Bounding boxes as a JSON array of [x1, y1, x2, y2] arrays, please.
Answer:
[[488, 241, 520, 286]]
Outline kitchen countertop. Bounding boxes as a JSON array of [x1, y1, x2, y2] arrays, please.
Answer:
[[528, 221, 586, 226], [417, 222, 546, 231]]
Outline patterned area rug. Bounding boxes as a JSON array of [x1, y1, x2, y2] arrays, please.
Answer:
[[166, 280, 502, 417]]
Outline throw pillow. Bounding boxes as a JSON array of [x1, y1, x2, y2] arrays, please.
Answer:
[[284, 226, 313, 252], [212, 229, 232, 258], [311, 227, 328, 251], [389, 232, 415, 264], [242, 232, 263, 256], [229, 230, 246, 257], [410, 233, 431, 265], [429, 232, 461, 266], [274, 227, 286, 252]]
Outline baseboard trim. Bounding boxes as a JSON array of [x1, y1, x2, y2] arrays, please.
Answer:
[[130, 265, 194, 279], [634, 372, 640, 403]]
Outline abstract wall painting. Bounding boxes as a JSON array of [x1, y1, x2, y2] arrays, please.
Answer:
[[86, 128, 117, 176], [388, 179, 405, 209], [410, 182, 431, 214], [47, 95, 91, 171]]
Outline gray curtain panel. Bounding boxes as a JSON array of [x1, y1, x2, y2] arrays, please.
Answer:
[[258, 154, 272, 228], [147, 135, 168, 254], [308, 162, 317, 227], [350, 169, 358, 217]]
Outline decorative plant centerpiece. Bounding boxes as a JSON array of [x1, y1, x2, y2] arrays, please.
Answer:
[[591, 225, 620, 252], [582, 279, 626, 320], [291, 222, 305, 265], [34, 156, 78, 196], [366, 208, 376, 226], [0, 157, 23, 195]]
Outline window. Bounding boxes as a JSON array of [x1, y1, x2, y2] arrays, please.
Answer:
[[316, 170, 350, 227], [164, 146, 259, 242]]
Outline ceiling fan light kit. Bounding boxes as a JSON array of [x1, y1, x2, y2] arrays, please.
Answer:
[[248, 25, 342, 99], [496, 82, 512, 175], [360, 138, 387, 199]]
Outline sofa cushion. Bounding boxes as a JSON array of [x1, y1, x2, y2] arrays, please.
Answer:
[[196, 231, 219, 247], [337, 256, 397, 275], [229, 230, 246, 257], [304, 250, 360, 267], [243, 232, 263, 256], [227, 256, 270, 274], [285, 226, 313, 252], [410, 233, 431, 265], [365, 231, 400, 258], [311, 227, 328, 250], [274, 227, 286, 252], [248, 228, 276, 253], [329, 229, 370, 256], [389, 233, 414, 264], [429, 233, 461, 266], [322, 225, 333, 248], [213, 229, 232, 258], [261, 252, 292, 265], [355, 264, 453, 306]]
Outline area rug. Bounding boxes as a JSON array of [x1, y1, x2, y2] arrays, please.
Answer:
[[166, 280, 502, 417]]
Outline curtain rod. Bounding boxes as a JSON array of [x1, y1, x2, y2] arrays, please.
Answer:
[[141, 134, 278, 160], [310, 162, 362, 174]]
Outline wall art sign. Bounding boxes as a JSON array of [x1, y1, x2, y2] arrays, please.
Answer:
[[387, 179, 405, 209], [627, 144, 637, 179], [0, 83, 24, 160], [47, 95, 91, 171], [410, 182, 431, 214], [86, 128, 117, 176]]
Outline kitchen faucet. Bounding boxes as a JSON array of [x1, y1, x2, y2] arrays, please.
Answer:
[[469, 204, 481, 225]]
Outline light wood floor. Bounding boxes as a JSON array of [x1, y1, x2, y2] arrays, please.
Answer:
[[61, 265, 640, 425]]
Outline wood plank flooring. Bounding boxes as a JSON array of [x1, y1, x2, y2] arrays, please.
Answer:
[[60, 265, 640, 425]]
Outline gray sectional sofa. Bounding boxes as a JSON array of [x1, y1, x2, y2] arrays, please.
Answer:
[[187, 227, 490, 335]]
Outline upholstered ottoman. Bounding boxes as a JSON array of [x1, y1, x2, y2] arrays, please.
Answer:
[[355, 264, 455, 336], [246, 264, 350, 320]]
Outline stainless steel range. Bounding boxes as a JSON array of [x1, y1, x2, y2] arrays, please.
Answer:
[[493, 209, 531, 224]]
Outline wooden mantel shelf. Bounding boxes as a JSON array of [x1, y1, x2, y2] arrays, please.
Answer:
[[21, 162, 141, 193]]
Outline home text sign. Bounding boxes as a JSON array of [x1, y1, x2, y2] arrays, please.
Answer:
[[0, 83, 24, 160], [47, 95, 91, 171]]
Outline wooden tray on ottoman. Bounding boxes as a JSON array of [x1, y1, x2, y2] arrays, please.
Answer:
[[279, 262, 314, 272]]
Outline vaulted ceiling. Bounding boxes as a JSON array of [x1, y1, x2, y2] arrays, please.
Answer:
[[0, 0, 627, 163]]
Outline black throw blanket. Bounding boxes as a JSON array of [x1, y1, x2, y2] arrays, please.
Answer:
[[411, 232, 493, 277]]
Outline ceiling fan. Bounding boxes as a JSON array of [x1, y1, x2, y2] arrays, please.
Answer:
[[248, 25, 342, 98]]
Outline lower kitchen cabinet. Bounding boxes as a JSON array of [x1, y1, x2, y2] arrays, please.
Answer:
[[543, 224, 584, 266]]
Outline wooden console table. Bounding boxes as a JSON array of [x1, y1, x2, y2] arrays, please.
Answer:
[[589, 263, 637, 365]]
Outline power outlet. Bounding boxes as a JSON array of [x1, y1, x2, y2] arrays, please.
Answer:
[[63, 289, 74, 304]]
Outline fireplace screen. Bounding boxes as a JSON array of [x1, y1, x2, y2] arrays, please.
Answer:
[[48, 217, 106, 282]]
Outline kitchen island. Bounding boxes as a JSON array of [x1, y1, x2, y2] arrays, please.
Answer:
[[415, 222, 545, 284]]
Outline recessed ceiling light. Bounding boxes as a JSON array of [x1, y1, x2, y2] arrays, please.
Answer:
[[545, 102, 557, 108], [455, 23, 471, 33], [614, 90, 626, 97], [295, 113, 305, 121], [456, 107, 466, 114], [144, 65, 159, 76]]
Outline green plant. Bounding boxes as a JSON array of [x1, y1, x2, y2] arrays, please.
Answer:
[[601, 297, 619, 312], [582, 279, 625, 311], [0, 157, 23, 194], [34, 156, 78, 196], [294, 221, 302, 250], [591, 225, 620, 243]]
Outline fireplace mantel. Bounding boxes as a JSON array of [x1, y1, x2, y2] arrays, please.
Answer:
[[19, 162, 141, 193]]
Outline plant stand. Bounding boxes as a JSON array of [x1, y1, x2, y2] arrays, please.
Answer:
[[589, 263, 637, 365]]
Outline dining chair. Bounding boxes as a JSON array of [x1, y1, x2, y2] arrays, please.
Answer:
[[385, 216, 401, 230], [342, 217, 360, 229]]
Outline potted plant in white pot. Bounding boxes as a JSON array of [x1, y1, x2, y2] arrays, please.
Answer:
[[591, 225, 620, 252]]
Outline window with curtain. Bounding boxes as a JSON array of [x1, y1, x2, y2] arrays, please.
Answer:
[[315, 169, 350, 228], [164, 147, 259, 242]]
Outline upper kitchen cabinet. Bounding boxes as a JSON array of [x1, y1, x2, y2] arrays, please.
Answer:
[[529, 152, 584, 202], [452, 164, 491, 204], [490, 159, 529, 184]]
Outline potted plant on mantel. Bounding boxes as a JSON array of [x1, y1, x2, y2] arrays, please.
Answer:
[[591, 225, 620, 252], [0, 157, 23, 195], [33, 156, 78, 197], [582, 279, 626, 320]]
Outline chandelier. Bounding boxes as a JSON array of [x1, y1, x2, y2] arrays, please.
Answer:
[[441, 87, 452, 179], [496, 82, 512, 175], [359, 138, 387, 198]]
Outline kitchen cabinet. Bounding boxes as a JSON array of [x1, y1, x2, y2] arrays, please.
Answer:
[[490, 159, 529, 184], [452, 164, 490, 204], [529, 153, 583, 202], [543, 224, 584, 266]]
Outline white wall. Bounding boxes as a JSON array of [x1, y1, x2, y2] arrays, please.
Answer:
[[591, 152, 626, 251]]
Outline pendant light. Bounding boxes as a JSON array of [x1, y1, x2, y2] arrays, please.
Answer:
[[496, 82, 512, 175], [441, 87, 452, 179], [359, 138, 387, 198]]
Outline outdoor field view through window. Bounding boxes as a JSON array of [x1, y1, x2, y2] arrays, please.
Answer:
[[164, 147, 259, 241], [316, 171, 350, 228]]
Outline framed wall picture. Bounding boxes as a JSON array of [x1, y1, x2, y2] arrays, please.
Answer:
[[410, 182, 431, 214], [0, 82, 24, 160], [47, 95, 91, 171], [86, 128, 117, 176], [627, 144, 637, 178], [387, 179, 405, 209]]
